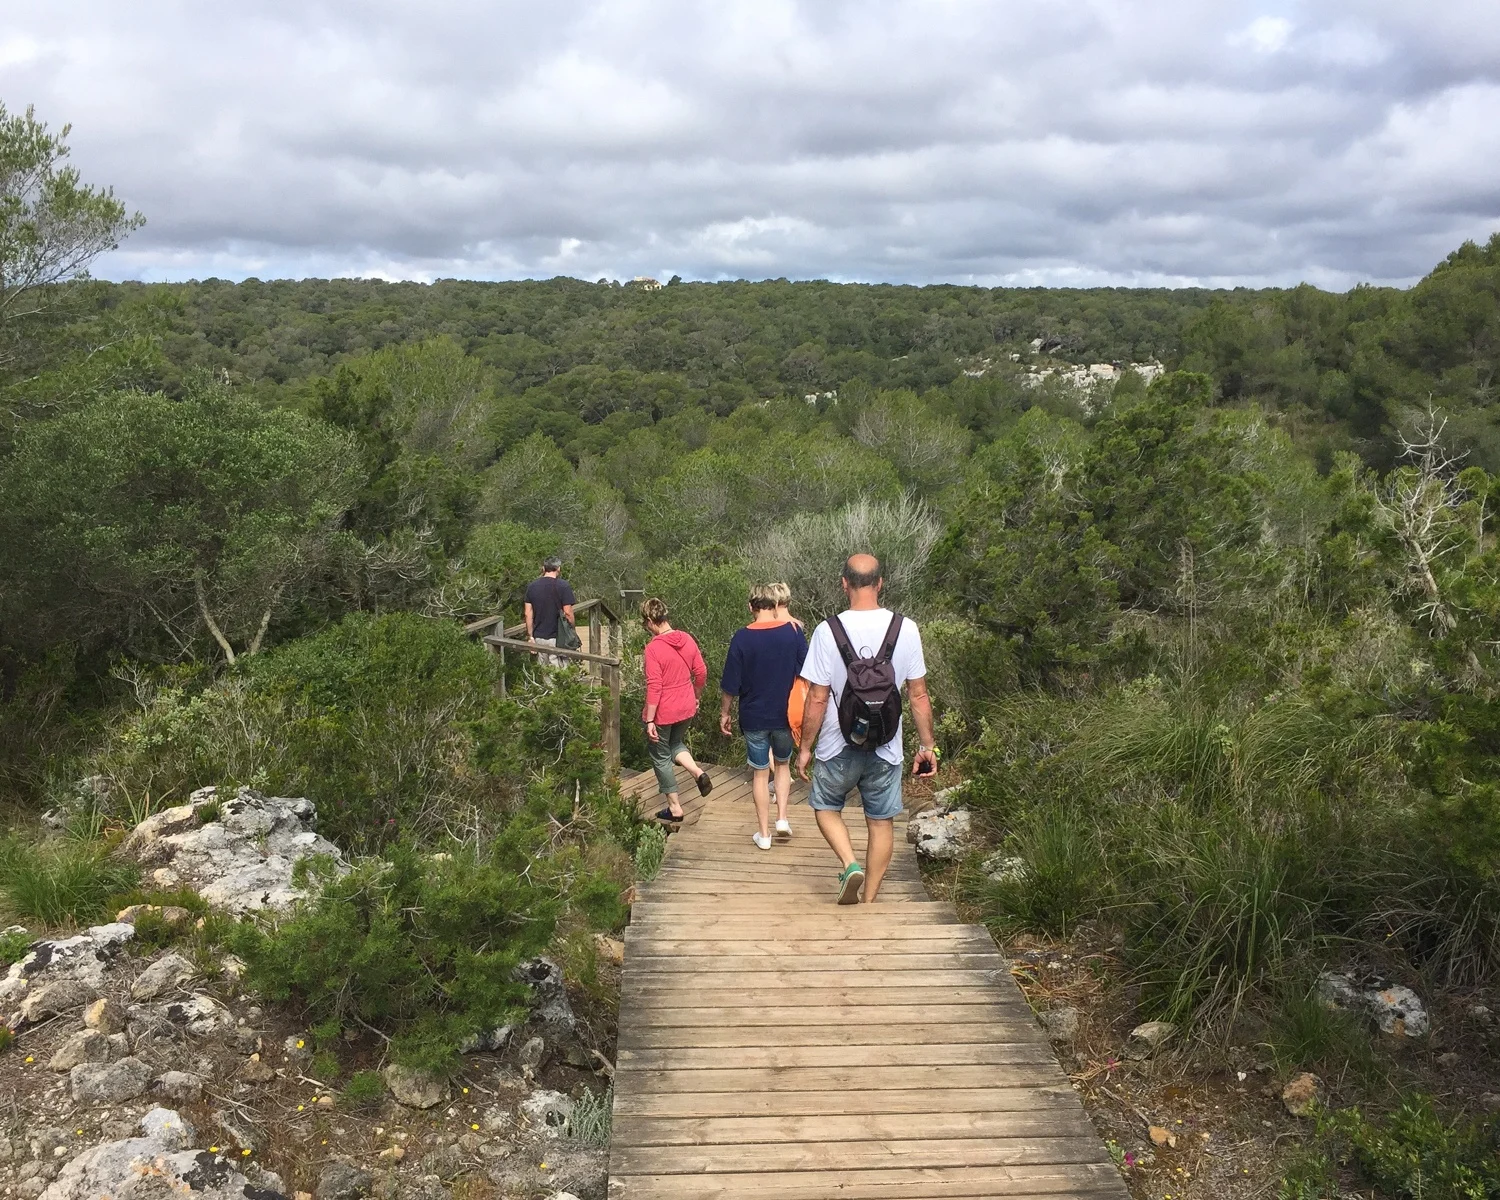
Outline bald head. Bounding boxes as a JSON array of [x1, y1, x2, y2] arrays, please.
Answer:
[[842, 554, 883, 591]]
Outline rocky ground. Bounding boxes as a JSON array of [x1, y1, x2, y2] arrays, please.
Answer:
[[910, 788, 1500, 1200], [0, 788, 619, 1200]]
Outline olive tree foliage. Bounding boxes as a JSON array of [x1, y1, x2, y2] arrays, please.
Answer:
[[0, 381, 361, 663], [749, 493, 942, 622], [0, 104, 143, 363]]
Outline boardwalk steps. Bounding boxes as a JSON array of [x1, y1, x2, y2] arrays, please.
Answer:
[[610, 765, 1129, 1199]]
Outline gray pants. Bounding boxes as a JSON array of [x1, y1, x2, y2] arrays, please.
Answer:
[[532, 637, 565, 669]]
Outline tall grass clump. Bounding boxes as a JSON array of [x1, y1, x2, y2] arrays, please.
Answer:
[[569, 1085, 613, 1147], [0, 835, 138, 927], [958, 677, 1475, 1037]]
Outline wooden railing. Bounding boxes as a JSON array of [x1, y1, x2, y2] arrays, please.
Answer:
[[465, 598, 623, 778]]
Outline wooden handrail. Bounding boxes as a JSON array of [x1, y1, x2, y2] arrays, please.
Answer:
[[481, 635, 621, 667]]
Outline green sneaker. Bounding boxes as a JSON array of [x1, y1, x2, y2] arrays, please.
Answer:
[[837, 861, 865, 905]]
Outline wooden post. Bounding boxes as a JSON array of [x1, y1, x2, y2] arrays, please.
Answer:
[[588, 608, 602, 680], [605, 662, 622, 781]]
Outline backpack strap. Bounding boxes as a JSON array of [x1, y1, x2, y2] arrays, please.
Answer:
[[827, 615, 858, 667], [876, 613, 904, 665]]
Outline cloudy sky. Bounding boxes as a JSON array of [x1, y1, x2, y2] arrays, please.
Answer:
[[4, 1, 1499, 288]]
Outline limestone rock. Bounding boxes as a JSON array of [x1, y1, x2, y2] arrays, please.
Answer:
[[593, 934, 625, 965], [906, 806, 973, 861], [39, 1109, 286, 1200], [517, 1035, 546, 1070], [1317, 972, 1429, 1038], [981, 853, 1025, 884], [318, 1160, 372, 1200], [138, 1109, 195, 1150], [490, 1144, 605, 1200], [519, 1089, 574, 1138], [1124, 1020, 1177, 1060], [156, 1071, 205, 1102], [383, 1064, 447, 1109], [419, 1145, 464, 1181], [131, 952, 196, 1001], [1038, 1006, 1079, 1044], [160, 992, 232, 1036], [119, 786, 347, 914], [239, 1055, 277, 1084], [517, 957, 576, 1033], [459, 1025, 513, 1054], [19, 977, 99, 1024], [1282, 1072, 1324, 1117], [70, 1057, 153, 1105], [49, 1030, 111, 1072], [84, 997, 127, 1034]]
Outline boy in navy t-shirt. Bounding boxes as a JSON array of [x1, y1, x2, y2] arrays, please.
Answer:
[[720, 584, 809, 849]]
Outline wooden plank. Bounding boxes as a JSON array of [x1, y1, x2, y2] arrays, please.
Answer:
[[611, 1086, 1086, 1119], [617, 1042, 1058, 1070], [612, 1064, 1062, 1095], [607, 1162, 1125, 1198], [616, 1023, 1024, 1051], [613, 1137, 1112, 1176], [622, 1003, 1025, 1027], [626, 953, 1008, 973], [612, 1109, 1097, 1148], [624, 968, 1015, 990]]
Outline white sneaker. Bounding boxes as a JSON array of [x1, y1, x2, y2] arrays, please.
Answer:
[[752, 832, 773, 850], [774, 819, 792, 841]]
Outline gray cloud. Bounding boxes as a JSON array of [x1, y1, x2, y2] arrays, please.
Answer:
[[3, 0, 1498, 287]]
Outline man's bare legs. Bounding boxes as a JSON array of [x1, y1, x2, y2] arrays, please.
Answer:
[[815, 808, 857, 868], [772, 758, 792, 826], [862, 817, 894, 902], [750, 767, 772, 839]]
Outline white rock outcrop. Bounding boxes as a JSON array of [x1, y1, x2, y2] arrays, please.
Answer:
[[121, 786, 347, 913], [40, 1108, 287, 1200]]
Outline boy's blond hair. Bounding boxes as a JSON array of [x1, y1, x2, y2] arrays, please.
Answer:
[[769, 581, 792, 608]]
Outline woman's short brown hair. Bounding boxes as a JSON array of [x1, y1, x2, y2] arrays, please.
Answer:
[[640, 597, 670, 625]]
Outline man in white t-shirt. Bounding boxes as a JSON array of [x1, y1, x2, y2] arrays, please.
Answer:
[[796, 554, 939, 904]]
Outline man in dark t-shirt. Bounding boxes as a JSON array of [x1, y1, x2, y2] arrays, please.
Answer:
[[524, 557, 576, 667], [720, 584, 809, 849]]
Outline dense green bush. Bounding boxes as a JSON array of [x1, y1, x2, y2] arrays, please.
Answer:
[[93, 612, 522, 850], [1281, 1095, 1500, 1199], [232, 791, 629, 1071]]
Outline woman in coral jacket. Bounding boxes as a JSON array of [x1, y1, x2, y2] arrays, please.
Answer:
[[640, 597, 712, 822]]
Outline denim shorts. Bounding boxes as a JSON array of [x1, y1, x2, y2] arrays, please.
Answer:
[[744, 728, 795, 771], [807, 746, 904, 820]]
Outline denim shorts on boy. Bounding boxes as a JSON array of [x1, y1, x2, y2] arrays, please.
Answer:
[[646, 719, 691, 793], [807, 745, 904, 820], [744, 728, 795, 771]]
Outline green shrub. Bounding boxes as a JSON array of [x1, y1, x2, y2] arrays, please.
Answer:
[[0, 1026, 12, 1054], [232, 800, 627, 1072], [634, 824, 667, 882], [1283, 1096, 1500, 1200], [0, 836, 138, 927], [569, 1085, 613, 1147], [310, 1050, 341, 1083], [341, 1070, 385, 1110], [0, 927, 31, 966], [93, 614, 624, 854]]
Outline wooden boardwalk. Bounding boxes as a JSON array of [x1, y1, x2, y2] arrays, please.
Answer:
[[611, 764, 1129, 1199]]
